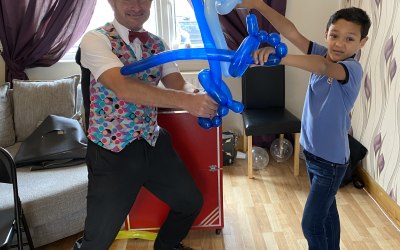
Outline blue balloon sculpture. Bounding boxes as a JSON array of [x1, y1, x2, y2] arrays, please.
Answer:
[[120, 0, 288, 129]]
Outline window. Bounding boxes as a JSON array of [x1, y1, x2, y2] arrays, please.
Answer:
[[171, 1, 203, 49], [62, 0, 205, 70]]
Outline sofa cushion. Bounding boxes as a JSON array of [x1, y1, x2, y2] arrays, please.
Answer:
[[0, 82, 16, 147], [12, 75, 80, 142]]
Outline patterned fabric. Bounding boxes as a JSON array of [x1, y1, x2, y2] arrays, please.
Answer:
[[87, 23, 165, 152]]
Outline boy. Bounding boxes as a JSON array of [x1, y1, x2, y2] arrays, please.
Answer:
[[238, 1, 371, 249]]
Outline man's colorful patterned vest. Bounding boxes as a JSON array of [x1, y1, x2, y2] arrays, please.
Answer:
[[87, 23, 165, 152]]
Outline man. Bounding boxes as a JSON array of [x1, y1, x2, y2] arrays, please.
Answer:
[[74, 0, 218, 249]]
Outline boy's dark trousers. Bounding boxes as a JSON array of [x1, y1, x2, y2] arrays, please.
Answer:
[[301, 150, 348, 250]]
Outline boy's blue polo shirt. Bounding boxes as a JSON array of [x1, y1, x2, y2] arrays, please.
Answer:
[[300, 42, 363, 164]]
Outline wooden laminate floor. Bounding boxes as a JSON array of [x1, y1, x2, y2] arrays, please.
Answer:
[[37, 157, 400, 250]]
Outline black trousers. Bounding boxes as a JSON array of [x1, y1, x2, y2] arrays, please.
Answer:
[[77, 128, 203, 250]]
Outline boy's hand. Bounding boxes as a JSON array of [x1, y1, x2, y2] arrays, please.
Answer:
[[252, 46, 276, 65], [236, 0, 264, 9]]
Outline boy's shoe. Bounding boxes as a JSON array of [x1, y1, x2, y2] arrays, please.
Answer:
[[173, 243, 194, 250]]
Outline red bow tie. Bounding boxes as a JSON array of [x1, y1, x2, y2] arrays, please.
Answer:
[[129, 31, 149, 43]]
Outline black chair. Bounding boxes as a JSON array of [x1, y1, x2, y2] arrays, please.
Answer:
[[0, 147, 34, 250], [241, 66, 301, 178]]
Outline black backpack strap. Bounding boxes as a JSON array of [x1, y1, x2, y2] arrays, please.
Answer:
[[75, 47, 91, 132]]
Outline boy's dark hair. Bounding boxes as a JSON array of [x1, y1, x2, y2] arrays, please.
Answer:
[[326, 7, 371, 39]]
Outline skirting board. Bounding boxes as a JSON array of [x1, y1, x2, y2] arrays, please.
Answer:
[[357, 167, 400, 228]]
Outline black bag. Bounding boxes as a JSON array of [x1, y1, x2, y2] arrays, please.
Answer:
[[340, 134, 368, 188], [14, 115, 87, 170], [222, 131, 236, 166]]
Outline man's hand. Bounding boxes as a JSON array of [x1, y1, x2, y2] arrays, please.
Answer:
[[184, 91, 218, 118]]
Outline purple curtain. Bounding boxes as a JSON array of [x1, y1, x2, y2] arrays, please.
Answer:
[[218, 8, 250, 50], [186, 0, 286, 50], [0, 0, 96, 82], [221, 0, 287, 49]]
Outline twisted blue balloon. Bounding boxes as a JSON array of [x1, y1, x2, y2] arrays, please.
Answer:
[[120, 0, 288, 129]]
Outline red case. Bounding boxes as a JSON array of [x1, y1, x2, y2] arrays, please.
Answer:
[[124, 110, 224, 232]]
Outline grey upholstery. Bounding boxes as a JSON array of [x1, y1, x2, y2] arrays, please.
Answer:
[[0, 143, 87, 247], [0, 146, 34, 249], [0, 82, 88, 248]]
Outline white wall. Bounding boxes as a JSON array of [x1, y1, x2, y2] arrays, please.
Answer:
[[0, 1, 340, 135], [25, 63, 81, 80], [0, 58, 81, 82], [342, 0, 400, 207], [284, 0, 339, 117]]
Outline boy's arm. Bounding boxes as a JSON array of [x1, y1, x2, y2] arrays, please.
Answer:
[[238, 0, 310, 54], [253, 47, 346, 81], [282, 55, 347, 81]]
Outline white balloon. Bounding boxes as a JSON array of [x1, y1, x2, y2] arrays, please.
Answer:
[[252, 146, 269, 170], [215, 0, 242, 15], [270, 138, 293, 163]]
